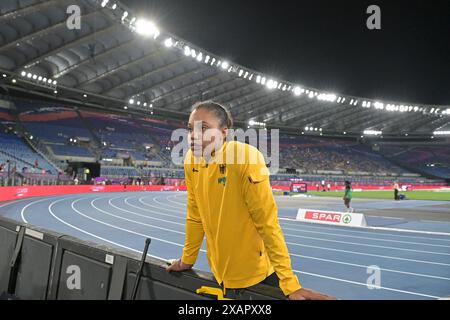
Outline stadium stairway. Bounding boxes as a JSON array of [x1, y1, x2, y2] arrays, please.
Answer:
[[6, 107, 62, 174]]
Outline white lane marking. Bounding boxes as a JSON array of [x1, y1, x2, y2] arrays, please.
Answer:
[[121, 196, 186, 221], [289, 252, 450, 281], [138, 196, 187, 216], [100, 194, 450, 267], [293, 269, 439, 299], [87, 197, 186, 234], [160, 193, 450, 242], [280, 225, 450, 248], [279, 218, 450, 241], [20, 197, 65, 223], [70, 198, 194, 249], [105, 196, 185, 226], [47, 197, 172, 263], [22, 193, 447, 299], [285, 241, 450, 267], [283, 232, 450, 256]]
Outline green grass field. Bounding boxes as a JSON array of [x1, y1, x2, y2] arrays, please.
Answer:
[[304, 190, 450, 201]]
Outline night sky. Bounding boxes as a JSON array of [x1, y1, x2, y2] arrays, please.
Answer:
[[120, 0, 450, 106]]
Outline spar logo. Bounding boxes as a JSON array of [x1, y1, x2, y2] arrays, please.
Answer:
[[305, 211, 342, 223], [342, 214, 352, 224]]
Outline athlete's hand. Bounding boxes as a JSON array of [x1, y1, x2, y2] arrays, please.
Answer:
[[166, 259, 193, 272], [288, 288, 336, 300]]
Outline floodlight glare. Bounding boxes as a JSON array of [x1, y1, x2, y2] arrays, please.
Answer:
[[135, 19, 160, 38]]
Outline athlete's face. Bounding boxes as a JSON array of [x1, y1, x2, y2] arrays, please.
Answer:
[[187, 108, 227, 157]]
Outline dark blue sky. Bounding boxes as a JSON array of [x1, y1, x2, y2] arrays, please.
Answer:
[[121, 0, 450, 106]]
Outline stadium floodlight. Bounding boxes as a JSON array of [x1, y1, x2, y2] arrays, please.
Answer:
[[191, 49, 197, 58], [248, 74, 254, 80], [29, 135, 33, 140], [38, 76, 42, 81], [143, 102, 147, 107], [343, 131, 346, 135], [319, 128, 322, 131], [248, 120, 256, 126], [304, 126, 309, 131], [261, 77, 266, 85], [101, 0, 109, 8], [32, 74, 37, 80], [433, 130, 450, 135], [210, 58, 216, 65], [129, 99, 134, 104], [21, 71, 26, 77], [43, 77, 47, 83], [196, 52, 203, 62], [135, 19, 160, 38], [11, 79, 16, 83], [184, 46, 191, 56], [137, 101, 141, 105], [204, 55, 210, 64], [308, 92, 314, 99], [164, 38, 173, 47], [293, 86, 302, 96], [363, 130, 382, 135], [83, 94, 87, 98], [243, 71, 249, 79], [47, 79, 52, 84], [124, 106, 128, 109], [121, 11, 128, 21], [342, 98, 346, 103], [314, 128, 318, 131], [54, 90, 57, 94], [221, 61, 229, 69], [227, 66, 232, 72], [112, 3, 117, 10], [301, 132, 304, 135], [150, 103, 153, 108], [256, 75, 261, 84], [277, 82, 282, 89], [405, 133, 408, 136], [238, 69, 244, 77], [27, 73, 32, 78], [53, 80, 57, 85], [266, 79, 276, 89], [216, 60, 221, 67]]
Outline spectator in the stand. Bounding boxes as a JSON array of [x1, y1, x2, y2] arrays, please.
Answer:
[[327, 183, 331, 192]]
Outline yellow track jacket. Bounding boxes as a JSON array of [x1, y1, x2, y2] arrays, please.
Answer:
[[181, 140, 301, 296]]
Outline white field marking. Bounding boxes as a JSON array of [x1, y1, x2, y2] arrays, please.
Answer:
[[280, 225, 450, 248], [87, 197, 185, 234], [288, 252, 450, 281], [138, 196, 187, 215], [104, 196, 185, 225], [285, 241, 450, 267], [47, 197, 172, 263], [293, 269, 439, 299], [70, 198, 193, 249], [121, 196, 186, 221], [283, 232, 450, 256], [279, 217, 450, 239]]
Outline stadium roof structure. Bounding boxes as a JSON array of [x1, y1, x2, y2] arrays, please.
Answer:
[[0, 0, 449, 138]]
